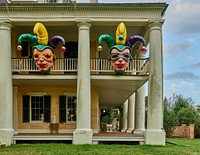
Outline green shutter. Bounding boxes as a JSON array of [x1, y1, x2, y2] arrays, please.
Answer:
[[22, 95, 30, 123], [44, 95, 51, 123], [59, 96, 66, 123]]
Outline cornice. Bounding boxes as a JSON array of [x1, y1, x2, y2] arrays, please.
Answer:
[[0, 3, 168, 15]]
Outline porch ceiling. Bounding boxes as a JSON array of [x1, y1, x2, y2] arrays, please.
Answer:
[[91, 75, 148, 107], [13, 74, 148, 108]]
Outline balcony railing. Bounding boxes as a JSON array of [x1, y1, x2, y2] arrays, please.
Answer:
[[12, 58, 149, 75]]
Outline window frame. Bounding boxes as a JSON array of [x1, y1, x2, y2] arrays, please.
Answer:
[[60, 93, 77, 124], [29, 95, 45, 123], [23, 93, 51, 123]]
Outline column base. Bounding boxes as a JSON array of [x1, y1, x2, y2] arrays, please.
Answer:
[[73, 129, 93, 144], [145, 130, 166, 145], [133, 129, 145, 134], [0, 129, 14, 146], [121, 128, 126, 132], [126, 128, 134, 134]]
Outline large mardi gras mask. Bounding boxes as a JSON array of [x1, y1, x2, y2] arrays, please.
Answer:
[[17, 23, 66, 74], [97, 22, 146, 75]]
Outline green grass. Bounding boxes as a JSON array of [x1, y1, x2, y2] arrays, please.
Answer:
[[0, 138, 200, 155]]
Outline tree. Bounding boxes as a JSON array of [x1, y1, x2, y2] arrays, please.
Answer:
[[163, 94, 200, 138], [177, 106, 198, 125], [163, 97, 178, 132], [171, 94, 194, 114]]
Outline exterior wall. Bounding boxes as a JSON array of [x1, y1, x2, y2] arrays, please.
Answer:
[[170, 124, 194, 139], [91, 86, 99, 131], [17, 85, 99, 133]]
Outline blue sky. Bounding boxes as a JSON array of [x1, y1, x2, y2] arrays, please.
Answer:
[[77, 0, 200, 105]]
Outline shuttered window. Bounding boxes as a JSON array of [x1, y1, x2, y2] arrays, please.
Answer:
[[22, 95, 30, 123], [22, 95, 51, 123], [59, 95, 77, 123], [59, 96, 66, 123]]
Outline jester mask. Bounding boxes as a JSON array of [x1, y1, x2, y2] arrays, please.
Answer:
[[97, 22, 146, 75], [17, 23, 66, 74]]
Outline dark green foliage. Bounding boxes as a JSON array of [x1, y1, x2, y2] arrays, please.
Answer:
[[163, 97, 178, 132], [163, 94, 200, 137]]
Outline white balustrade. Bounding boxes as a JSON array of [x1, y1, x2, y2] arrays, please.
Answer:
[[12, 58, 149, 74]]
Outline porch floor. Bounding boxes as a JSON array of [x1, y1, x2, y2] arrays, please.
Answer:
[[13, 132, 145, 144]]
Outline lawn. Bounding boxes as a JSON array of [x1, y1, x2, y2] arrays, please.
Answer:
[[0, 138, 200, 155]]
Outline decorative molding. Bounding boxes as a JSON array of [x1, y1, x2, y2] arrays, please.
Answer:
[[0, 4, 167, 13]]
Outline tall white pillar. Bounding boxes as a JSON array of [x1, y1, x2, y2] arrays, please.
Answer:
[[134, 86, 145, 134], [0, 21, 14, 146], [126, 94, 135, 133], [145, 21, 165, 145], [134, 52, 146, 134], [121, 100, 128, 132], [73, 20, 93, 144]]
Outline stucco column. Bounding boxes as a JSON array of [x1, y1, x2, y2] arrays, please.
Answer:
[[145, 21, 165, 145], [121, 100, 128, 132], [134, 52, 146, 134], [126, 94, 135, 133], [73, 21, 93, 144], [0, 21, 14, 146]]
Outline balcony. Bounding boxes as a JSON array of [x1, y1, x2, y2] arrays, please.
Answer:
[[11, 58, 149, 75]]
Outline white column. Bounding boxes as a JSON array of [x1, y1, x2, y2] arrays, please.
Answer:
[[121, 100, 128, 132], [134, 86, 145, 134], [145, 21, 165, 145], [73, 21, 93, 144], [126, 94, 135, 133], [134, 52, 146, 134], [0, 21, 14, 146]]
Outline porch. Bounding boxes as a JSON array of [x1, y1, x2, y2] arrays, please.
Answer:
[[11, 58, 149, 75], [13, 132, 145, 144]]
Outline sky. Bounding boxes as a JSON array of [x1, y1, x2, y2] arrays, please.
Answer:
[[76, 0, 200, 105]]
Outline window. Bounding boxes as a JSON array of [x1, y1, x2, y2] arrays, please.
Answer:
[[20, 41, 32, 57], [22, 95, 51, 123], [31, 96, 44, 121], [59, 95, 77, 123]]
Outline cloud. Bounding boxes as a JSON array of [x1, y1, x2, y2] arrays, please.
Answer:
[[164, 39, 190, 57], [180, 80, 194, 88], [165, 0, 200, 35], [191, 62, 200, 68], [165, 71, 199, 80], [165, 80, 194, 98], [169, 83, 181, 94]]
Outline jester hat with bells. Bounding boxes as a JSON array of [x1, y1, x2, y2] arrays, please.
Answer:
[[97, 22, 146, 74], [17, 23, 66, 74]]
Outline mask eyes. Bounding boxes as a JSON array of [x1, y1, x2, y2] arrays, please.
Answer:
[[109, 53, 131, 61], [110, 53, 119, 60], [33, 53, 54, 61], [33, 54, 39, 59], [45, 54, 53, 60], [123, 53, 131, 60]]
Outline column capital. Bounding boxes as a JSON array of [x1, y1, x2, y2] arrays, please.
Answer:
[[0, 20, 12, 30], [76, 19, 91, 29], [148, 20, 163, 31]]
